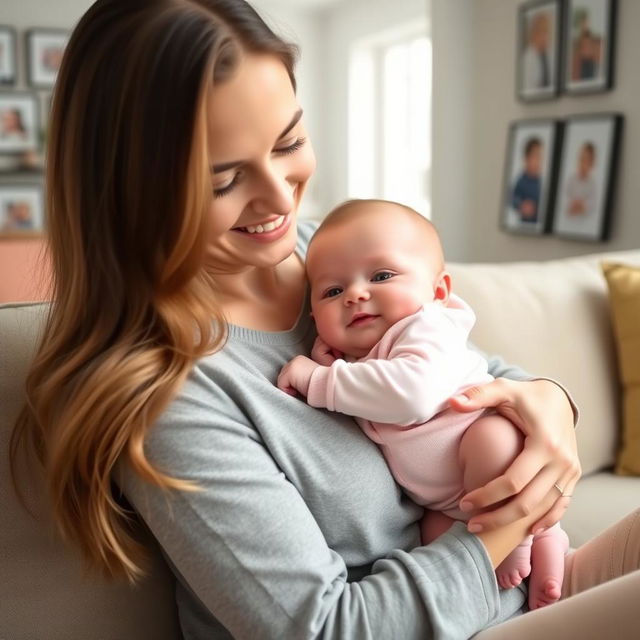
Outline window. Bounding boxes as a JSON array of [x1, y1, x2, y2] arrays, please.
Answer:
[[348, 25, 431, 217]]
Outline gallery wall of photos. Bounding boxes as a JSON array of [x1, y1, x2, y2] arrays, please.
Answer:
[[0, 26, 68, 238], [502, 0, 622, 243]]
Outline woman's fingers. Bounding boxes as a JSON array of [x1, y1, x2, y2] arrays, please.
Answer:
[[449, 379, 511, 413], [529, 470, 581, 533], [529, 497, 572, 534], [465, 465, 561, 532], [461, 446, 545, 511]]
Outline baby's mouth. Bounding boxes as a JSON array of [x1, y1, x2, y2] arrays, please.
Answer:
[[348, 313, 379, 327]]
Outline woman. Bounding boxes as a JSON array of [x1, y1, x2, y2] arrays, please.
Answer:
[[11, 1, 639, 638]]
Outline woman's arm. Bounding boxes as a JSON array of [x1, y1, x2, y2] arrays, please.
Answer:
[[449, 353, 581, 536], [118, 395, 524, 639]]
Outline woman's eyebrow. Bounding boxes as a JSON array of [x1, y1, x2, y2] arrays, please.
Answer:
[[210, 108, 304, 174], [278, 107, 303, 140]]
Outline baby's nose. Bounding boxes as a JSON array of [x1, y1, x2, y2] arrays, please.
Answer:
[[344, 285, 371, 304]]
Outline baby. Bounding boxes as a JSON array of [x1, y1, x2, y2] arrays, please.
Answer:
[[278, 199, 569, 610]]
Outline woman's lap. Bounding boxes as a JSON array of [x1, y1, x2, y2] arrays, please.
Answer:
[[475, 509, 640, 639]]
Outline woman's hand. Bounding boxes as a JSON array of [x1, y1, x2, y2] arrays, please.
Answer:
[[450, 378, 581, 535]]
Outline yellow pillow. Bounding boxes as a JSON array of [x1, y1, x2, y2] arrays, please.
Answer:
[[602, 262, 640, 476]]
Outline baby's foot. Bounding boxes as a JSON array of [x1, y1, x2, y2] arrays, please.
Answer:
[[528, 576, 562, 610], [496, 539, 532, 589], [527, 525, 570, 610]]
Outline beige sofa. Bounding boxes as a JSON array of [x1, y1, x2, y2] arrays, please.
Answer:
[[2, 249, 640, 639]]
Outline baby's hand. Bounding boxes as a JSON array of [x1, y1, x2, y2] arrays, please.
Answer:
[[277, 356, 320, 397], [311, 336, 343, 365]]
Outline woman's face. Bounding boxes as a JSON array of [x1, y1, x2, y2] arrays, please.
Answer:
[[204, 53, 316, 274]]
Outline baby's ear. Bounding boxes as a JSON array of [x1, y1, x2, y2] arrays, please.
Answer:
[[434, 271, 452, 305]]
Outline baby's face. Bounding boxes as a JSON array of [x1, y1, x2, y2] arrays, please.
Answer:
[[307, 211, 441, 358]]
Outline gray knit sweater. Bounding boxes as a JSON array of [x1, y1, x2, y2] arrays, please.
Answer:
[[119, 222, 529, 639]]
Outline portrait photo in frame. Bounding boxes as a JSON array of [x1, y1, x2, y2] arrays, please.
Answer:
[[0, 92, 39, 154], [551, 113, 622, 242], [501, 119, 563, 236], [26, 29, 69, 88], [0, 26, 17, 86], [563, 0, 617, 94], [0, 183, 44, 236], [517, 0, 563, 102]]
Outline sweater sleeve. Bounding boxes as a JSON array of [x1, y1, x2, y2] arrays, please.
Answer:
[[474, 347, 579, 426], [306, 308, 488, 426], [117, 393, 520, 640]]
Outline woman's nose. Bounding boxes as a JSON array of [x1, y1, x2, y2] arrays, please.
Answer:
[[253, 164, 295, 215]]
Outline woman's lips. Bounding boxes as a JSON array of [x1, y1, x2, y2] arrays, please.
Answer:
[[231, 214, 291, 242]]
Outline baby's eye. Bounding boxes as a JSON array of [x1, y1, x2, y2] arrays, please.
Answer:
[[323, 287, 343, 299], [371, 271, 394, 282]]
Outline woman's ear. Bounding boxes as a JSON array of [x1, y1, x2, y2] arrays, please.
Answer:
[[434, 271, 452, 305]]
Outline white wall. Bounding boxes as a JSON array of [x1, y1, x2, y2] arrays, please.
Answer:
[[432, 0, 640, 262], [430, 0, 473, 261]]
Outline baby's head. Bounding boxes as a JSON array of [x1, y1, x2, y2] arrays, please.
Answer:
[[306, 199, 451, 358]]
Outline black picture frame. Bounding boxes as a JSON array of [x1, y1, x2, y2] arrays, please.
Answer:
[[0, 92, 40, 154], [551, 113, 623, 242], [500, 118, 563, 236], [0, 26, 17, 86], [562, 0, 617, 95], [26, 28, 69, 89], [516, 0, 563, 102], [0, 182, 45, 237]]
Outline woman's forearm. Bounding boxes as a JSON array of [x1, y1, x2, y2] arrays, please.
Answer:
[[477, 516, 538, 568]]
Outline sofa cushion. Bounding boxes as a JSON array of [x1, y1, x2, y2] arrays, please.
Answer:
[[0, 302, 181, 640], [602, 262, 640, 476], [448, 249, 640, 476]]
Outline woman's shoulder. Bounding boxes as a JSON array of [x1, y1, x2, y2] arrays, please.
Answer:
[[296, 218, 320, 257]]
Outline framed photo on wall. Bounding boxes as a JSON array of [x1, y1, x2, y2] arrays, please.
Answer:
[[517, 0, 563, 102], [0, 183, 45, 236], [563, 0, 617, 94], [0, 93, 40, 154], [26, 29, 69, 88], [501, 119, 563, 235], [0, 26, 17, 86], [551, 113, 622, 242]]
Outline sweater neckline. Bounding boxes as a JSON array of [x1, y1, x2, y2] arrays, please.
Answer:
[[226, 284, 312, 345]]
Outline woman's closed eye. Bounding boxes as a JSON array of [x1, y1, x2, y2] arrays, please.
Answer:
[[274, 136, 306, 156], [213, 137, 307, 198], [214, 172, 243, 198]]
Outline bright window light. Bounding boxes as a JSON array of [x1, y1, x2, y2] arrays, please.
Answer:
[[348, 26, 431, 218]]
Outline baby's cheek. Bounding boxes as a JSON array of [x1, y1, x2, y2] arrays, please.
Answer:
[[313, 310, 340, 348]]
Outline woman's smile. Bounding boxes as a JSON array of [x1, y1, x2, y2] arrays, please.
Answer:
[[231, 213, 292, 242]]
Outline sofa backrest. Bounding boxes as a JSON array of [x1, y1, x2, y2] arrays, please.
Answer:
[[448, 249, 640, 477], [0, 303, 181, 640]]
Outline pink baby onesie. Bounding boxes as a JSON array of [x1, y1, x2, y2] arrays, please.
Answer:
[[306, 294, 493, 519]]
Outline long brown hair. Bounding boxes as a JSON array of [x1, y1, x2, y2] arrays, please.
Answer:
[[11, 0, 297, 582]]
